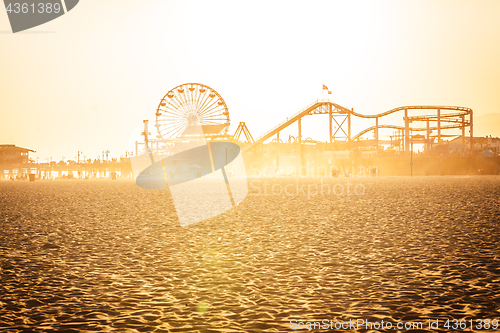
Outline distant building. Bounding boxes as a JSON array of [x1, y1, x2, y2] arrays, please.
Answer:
[[0, 145, 35, 164], [450, 136, 500, 153]]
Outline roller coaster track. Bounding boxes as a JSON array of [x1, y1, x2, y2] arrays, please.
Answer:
[[351, 124, 465, 141], [349, 105, 472, 119], [243, 100, 338, 151], [243, 100, 472, 151]]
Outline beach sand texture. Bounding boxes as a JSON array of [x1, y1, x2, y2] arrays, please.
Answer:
[[1, 176, 499, 332]]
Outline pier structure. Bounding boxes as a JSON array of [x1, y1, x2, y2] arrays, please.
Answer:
[[128, 83, 474, 159], [0, 159, 133, 180], [127, 83, 497, 176], [234, 100, 482, 176], [5, 83, 500, 179]]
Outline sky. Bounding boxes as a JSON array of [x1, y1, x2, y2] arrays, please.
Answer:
[[1, 0, 500, 161]]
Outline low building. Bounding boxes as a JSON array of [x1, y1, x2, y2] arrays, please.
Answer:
[[450, 136, 500, 153], [0, 145, 35, 164]]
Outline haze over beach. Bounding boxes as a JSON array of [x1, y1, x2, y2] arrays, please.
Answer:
[[1, 1, 500, 333]]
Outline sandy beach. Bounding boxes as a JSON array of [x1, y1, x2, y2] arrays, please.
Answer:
[[1, 176, 499, 332]]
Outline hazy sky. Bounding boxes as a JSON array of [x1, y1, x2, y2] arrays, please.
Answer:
[[1, 0, 499, 160]]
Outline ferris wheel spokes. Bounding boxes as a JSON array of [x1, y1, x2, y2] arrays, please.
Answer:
[[155, 83, 230, 141]]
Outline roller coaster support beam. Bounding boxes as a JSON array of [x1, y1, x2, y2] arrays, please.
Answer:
[[348, 109, 352, 143], [375, 117, 379, 152], [329, 105, 332, 144], [405, 108, 409, 152], [461, 116, 465, 145], [426, 119, 430, 152], [233, 122, 255, 143], [470, 109, 473, 153], [437, 108, 441, 144]]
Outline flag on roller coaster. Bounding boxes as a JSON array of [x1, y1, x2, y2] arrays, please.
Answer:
[[322, 85, 332, 95]]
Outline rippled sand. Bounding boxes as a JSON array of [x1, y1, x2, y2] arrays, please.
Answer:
[[1, 176, 499, 332]]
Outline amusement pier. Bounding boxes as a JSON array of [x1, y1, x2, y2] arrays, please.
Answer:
[[2, 83, 500, 180]]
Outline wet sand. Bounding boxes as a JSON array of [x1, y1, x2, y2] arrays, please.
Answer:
[[1, 176, 499, 332]]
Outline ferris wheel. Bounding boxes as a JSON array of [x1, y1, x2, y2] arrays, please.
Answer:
[[155, 83, 230, 141]]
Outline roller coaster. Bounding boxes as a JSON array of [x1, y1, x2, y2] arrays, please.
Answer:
[[239, 100, 473, 153]]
